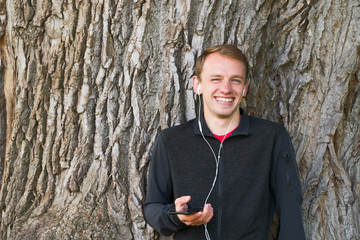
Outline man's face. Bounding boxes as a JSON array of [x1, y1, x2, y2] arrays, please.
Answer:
[[194, 53, 248, 121]]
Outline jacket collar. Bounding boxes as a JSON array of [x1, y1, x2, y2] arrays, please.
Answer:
[[194, 108, 250, 137]]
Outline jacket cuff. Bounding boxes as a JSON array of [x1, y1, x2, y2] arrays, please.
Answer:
[[167, 204, 188, 229]]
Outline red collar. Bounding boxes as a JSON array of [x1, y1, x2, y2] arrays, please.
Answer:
[[212, 128, 236, 142]]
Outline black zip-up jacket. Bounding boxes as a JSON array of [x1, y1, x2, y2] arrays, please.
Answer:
[[144, 109, 306, 239]]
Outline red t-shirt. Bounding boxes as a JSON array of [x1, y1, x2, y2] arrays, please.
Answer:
[[212, 128, 236, 142]]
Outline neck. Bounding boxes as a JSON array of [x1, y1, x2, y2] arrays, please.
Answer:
[[204, 109, 241, 135]]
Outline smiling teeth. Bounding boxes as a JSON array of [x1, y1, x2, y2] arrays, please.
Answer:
[[216, 97, 233, 102]]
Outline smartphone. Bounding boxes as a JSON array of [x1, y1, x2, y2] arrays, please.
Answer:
[[167, 207, 203, 215]]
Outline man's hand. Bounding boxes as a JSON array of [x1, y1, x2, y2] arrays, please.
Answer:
[[175, 196, 213, 226]]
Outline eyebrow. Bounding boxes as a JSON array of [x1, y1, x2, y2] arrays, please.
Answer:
[[210, 74, 245, 79]]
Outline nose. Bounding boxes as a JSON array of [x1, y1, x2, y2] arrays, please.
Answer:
[[220, 80, 232, 94]]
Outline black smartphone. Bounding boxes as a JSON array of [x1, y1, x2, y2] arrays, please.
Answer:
[[167, 207, 203, 215]]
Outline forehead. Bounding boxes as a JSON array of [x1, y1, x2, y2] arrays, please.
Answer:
[[201, 53, 246, 77]]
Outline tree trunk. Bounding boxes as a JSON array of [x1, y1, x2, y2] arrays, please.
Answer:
[[0, 0, 359, 239]]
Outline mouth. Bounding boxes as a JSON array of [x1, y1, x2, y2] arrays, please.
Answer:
[[215, 97, 234, 103]]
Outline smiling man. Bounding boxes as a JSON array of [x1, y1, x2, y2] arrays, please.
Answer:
[[144, 44, 306, 240], [192, 48, 248, 136]]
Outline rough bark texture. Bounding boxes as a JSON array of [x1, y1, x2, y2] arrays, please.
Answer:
[[0, 0, 359, 239]]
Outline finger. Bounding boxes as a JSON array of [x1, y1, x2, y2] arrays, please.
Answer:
[[202, 204, 211, 215], [201, 204, 213, 223], [191, 208, 213, 226], [185, 206, 208, 225], [179, 213, 198, 225], [204, 205, 213, 223], [184, 212, 204, 226], [175, 196, 191, 212], [175, 196, 191, 206]]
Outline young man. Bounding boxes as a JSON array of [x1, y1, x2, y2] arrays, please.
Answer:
[[144, 44, 306, 239]]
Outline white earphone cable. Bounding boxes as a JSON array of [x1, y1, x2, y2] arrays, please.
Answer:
[[197, 93, 239, 240]]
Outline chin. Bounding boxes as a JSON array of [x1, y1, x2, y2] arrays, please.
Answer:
[[216, 111, 237, 119]]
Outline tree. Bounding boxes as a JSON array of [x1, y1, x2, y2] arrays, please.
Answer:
[[0, 0, 359, 239]]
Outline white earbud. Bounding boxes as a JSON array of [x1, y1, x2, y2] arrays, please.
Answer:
[[197, 86, 201, 95], [242, 89, 246, 96]]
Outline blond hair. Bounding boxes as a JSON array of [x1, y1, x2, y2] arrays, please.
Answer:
[[195, 44, 249, 80]]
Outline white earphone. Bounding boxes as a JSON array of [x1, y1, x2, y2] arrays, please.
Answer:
[[242, 89, 245, 96]]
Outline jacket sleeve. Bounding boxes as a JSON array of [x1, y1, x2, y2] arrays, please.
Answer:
[[143, 132, 188, 236], [271, 127, 306, 240]]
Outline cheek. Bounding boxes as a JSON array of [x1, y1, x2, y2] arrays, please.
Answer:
[[202, 87, 215, 96], [234, 86, 245, 95]]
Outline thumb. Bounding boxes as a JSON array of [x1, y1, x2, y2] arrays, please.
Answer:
[[175, 196, 191, 206]]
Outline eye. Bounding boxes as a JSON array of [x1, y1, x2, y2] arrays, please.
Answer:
[[211, 78, 221, 82], [231, 79, 242, 84]]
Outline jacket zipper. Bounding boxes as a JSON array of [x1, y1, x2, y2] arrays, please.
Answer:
[[217, 151, 223, 240]]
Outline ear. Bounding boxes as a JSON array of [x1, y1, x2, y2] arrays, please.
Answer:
[[193, 76, 201, 95], [242, 80, 249, 97]]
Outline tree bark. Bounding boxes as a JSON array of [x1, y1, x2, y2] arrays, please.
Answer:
[[0, 0, 359, 239]]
